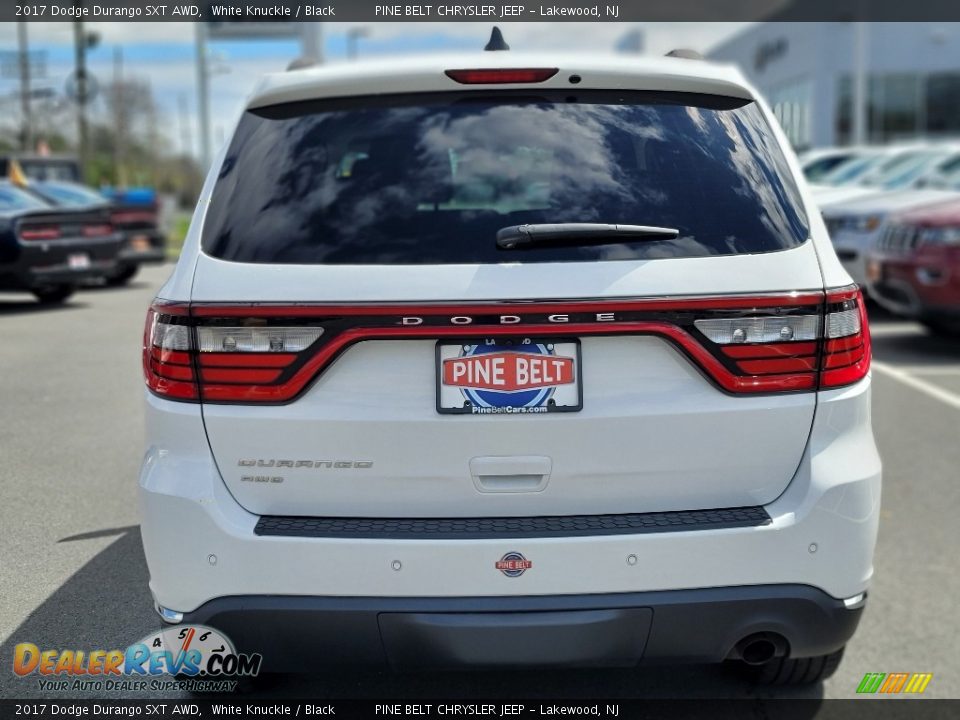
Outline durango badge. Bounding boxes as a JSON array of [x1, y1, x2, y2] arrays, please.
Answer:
[[496, 552, 532, 577]]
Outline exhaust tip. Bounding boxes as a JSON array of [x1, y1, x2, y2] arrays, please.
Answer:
[[155, 603, 184, 625], [734, 633, 788, 666]]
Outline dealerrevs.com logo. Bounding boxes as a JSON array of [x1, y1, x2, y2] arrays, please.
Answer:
[[12, 625, 261, 693]]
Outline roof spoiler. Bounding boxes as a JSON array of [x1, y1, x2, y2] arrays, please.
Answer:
[[665, 49, 704, 60]]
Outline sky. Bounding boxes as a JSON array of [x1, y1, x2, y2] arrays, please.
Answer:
[[0, 21, 751, 162]]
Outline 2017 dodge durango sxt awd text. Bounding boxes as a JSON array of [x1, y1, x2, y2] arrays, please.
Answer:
[[139, 49, 880, 685]]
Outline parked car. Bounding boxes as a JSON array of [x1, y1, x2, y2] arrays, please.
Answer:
[[798, 147, 867, 183], [822, 187, 959, 288], [808, 147, 898, 204], [0, 180, 122, 303], [867, 198, 960, 335], [139, 49, 880, 685], [29, 180, 166, 285], [917, 154, 960, 190], [814, 145, 959, 208]]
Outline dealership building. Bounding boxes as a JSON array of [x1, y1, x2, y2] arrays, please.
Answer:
[[708, 23, 960, 151]]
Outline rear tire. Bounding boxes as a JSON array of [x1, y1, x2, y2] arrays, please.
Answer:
[[737, 647, 845, 686], [32, 285, 75, 304], [105, 264, 139, 286]]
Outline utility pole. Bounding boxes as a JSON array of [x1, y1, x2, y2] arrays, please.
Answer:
[[301, 23, 324, 63], [178, 93, 193, 159], [113, 46, 126, 186], [346, 27, 369, 61], [195, 22, 211, 170], [72, 16, 89, 178], [851, 22, 869, 146], [17, 22, 32, 152]]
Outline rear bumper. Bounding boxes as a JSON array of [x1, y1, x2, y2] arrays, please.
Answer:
[[0, 237, 121, 291], [175, 585, 864, 671], [140, 378, 881, 617]]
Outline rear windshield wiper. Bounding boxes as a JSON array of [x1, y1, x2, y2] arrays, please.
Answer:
[[496, 223, 680, 250]]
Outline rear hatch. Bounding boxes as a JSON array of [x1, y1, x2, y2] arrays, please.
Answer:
[[189, 83, 823, 518]]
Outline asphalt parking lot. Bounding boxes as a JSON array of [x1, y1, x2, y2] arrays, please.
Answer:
[[1, 262, 958, 701]]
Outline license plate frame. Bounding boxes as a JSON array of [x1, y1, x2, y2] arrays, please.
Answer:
[[436, 337, 583, 416]]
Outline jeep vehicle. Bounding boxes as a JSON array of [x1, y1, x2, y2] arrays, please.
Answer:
[[140, 48, 880, 685], [868, 196, 960, 336]]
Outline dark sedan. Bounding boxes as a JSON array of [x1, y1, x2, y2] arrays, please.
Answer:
[[0, 181, 123, 304], [28, 181, 167, 286]]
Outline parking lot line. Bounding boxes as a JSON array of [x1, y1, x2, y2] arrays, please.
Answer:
[[873, 361, 960, 411], [893, 367, 960, 376]]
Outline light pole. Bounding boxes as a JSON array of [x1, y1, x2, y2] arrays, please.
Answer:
[[17, 22, 32, 152], [347, 27, 370, 61], [301, 23, 324, 63], [851, 21, 869, 146], [195, 22, 211, 171], [72, 16, 89, 177]]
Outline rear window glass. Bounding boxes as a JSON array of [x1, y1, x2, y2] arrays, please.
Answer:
[[0, 183, 50, 213], [35, 182, 107, 208], [203, 91, 809, 265]]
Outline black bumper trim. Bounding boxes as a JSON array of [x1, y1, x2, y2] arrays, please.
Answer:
[[179, 585, 864, 671], [254, 506, 771, 540]]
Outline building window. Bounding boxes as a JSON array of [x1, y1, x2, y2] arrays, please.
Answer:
[[836, 76, 853, 146], [869, 74, 922, 143], [835, 72, 960, 146], [767, 78, 812, 151], [926, 73, 960, 137]]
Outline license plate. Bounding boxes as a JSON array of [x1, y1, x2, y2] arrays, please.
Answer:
[[131, 235, 151, 252], [866, 259, 884, 284], [436, 338, 582, 415], [68, 253, 91, 270]]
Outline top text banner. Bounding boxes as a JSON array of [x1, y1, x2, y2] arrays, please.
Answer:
[[7, 0, 960, 23]]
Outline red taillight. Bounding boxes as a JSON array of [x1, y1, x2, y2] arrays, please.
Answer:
[[819, 287, 871, 388], [83, 224, 113, 237], [445, 68, 558, 84], [20, 226, 61, 241], [697, 286, 870, 391], [143, 303, 323, 402], [143, 304, 197, 400], [143, 290, 872, 404]]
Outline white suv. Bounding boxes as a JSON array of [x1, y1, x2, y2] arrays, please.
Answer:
[[140, 49, 880, 685]]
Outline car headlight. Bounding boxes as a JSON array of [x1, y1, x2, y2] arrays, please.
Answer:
[[918, 226, 960, 246], [826, 215, 883, 234]]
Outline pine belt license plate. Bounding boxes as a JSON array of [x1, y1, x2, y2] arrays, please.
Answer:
[[436, 338, 582, 415]]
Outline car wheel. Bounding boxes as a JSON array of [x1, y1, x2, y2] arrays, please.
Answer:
[[737, 647, 845, 686], [106, 264, 140, 286], [921, 319, 960, 337], [32, 285, 76, 304]]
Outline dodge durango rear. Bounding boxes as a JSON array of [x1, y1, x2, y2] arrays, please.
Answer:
[[139, 49, 880, 686]]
